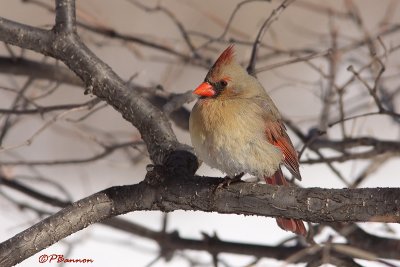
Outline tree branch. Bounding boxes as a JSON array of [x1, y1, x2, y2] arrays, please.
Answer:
[[0, 176, 309, 263], [331, 223, 400, 261], [247, 0, 295, 75], [0, 57, 192, 130], [23, 0, 199, 62], [0, 56, 82, 86], [0, 141, 142, 165], [1, 172, 399, 266], [103, 218, 307, 262], [3, 175, 399, 264], [0, 1, 197, 170], [54, 0, 76, 33]]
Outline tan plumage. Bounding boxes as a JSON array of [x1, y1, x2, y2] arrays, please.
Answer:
[[189, 45, 306, 236]]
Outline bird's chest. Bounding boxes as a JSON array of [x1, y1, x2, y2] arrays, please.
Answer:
[[191, 124, 247, 176], [189, 100, 282, 177]]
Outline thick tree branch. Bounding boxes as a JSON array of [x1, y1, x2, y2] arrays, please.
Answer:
[[0, 176, 309, 263], [1, 172, 399, 266], [0, 1, 197, 170], [3, 175, 399, 264], [0, 18, 51, 54]]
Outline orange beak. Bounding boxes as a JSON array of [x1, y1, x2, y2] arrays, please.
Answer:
[[193, 82, 215, 97]]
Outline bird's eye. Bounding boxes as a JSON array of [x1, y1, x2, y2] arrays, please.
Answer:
[[219, 80, 228, 88]]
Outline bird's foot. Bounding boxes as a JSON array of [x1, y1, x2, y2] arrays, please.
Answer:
[[217, 172, 244, 189]]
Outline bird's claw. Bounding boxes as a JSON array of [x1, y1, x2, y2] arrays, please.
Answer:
[[217, 173, 244, 189]]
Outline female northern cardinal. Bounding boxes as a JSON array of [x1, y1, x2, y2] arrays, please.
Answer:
[[189, 45, 306, 236]]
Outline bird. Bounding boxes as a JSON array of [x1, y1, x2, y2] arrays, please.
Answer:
[[189, 45, 307, 236]]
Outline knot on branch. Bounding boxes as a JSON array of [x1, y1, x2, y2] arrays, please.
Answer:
[[162, 144, 199, 178], [144, 145, 198, 185]]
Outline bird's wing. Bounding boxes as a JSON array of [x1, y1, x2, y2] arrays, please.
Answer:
[[265, 120, 302, 180]]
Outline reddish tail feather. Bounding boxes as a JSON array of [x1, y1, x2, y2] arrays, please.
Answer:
[[265, 169, 307, 236]]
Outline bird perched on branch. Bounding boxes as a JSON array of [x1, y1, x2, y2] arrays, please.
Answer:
[[189, 45, 306, 236]]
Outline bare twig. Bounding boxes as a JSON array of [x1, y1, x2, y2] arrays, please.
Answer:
[[247, 0, 295, 75]]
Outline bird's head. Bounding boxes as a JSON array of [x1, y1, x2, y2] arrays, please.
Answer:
[[193, 45, 260, 100]]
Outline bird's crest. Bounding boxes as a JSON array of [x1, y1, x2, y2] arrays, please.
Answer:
[[214, 45, 235, 68], [207, 45, 236, 80]]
